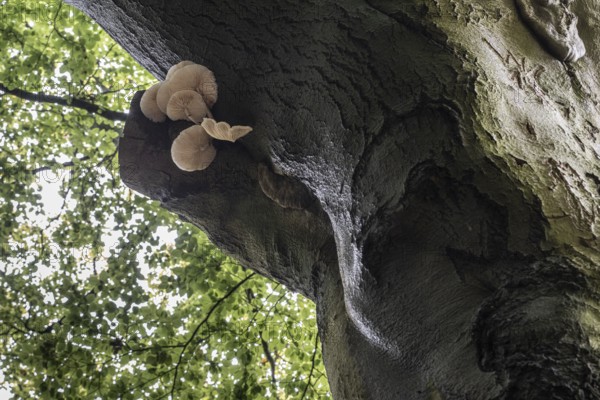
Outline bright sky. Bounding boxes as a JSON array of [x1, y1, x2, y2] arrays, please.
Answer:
[[0, 372, 9, 399]]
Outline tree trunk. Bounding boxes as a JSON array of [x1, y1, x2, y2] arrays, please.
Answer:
[[67, 0, 600, 398]]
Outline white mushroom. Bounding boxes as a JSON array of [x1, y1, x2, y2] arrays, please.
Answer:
[[166, 90, 209, 123], [165, 60, 196, 81], [201, 118, 253, 142], [171, 125, 216, 171], [139, 82, 166, 122], [156, 64, 218, 112], [155, 81, 176, 114]]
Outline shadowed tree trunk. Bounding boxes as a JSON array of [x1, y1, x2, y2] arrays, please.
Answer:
[[67, 0, 600, 398]]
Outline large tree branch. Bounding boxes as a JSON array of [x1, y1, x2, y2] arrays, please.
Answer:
[[71, 0, 600, 398], [0, 82, 128, 121]]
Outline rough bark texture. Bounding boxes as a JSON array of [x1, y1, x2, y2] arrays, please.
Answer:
[[68, 0, 600, 398]]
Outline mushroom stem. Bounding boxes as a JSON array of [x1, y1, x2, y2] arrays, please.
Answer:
[[187, 108, 212, 123], [186, 111, 202, 124]]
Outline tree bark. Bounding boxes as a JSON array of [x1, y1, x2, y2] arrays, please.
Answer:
[[68, 0, 600, 398]]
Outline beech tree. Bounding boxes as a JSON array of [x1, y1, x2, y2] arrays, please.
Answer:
[[32, 0, 600, 398]]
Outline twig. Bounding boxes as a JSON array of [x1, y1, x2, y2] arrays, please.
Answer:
[[242, 284, 283, 335], [0, 322, 27, 336], [170, 273, 256, 398], [117, 366, 177, 398], [127, 343, 186, 353], [300, 333, 320, 400], [260, 331, 277, 384], [30, 156, 91, 175], [76, 43, 118, 98]]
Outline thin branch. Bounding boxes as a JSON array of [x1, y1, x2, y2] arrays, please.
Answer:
[[170, 273, 256, 398], [76, 43, 118, 98], [136, 366, 177, 392], [30, 156, 90, 175], [0, 322, 27, 336], [95, 148, 119, 169], [95, 86, 140, 97], [20, 316, 64, 335], [127, 343, 186, 353], [264, 291, 287, 318], [300, 333, 320, 400], [32, 146, 117, 181], [260, 331, 277, 384], [30, 3, 60, 73], [0, 83, 128, 121], [242, 284, 283, 335], [46, 181, 72, 225]]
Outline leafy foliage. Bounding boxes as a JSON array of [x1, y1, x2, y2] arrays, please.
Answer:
[[0, 1, 330, 398]]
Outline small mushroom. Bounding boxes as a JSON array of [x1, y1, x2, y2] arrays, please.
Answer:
[[165, 60, 196, 81], [157, 64, 218, 112], [139, 82, 166, 122], [166, 90, 209, 123], [170, 125, 216, 171], [201, 118, 253, 142]]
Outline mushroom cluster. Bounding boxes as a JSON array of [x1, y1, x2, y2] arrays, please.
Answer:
[[139, 61, 253, 171]]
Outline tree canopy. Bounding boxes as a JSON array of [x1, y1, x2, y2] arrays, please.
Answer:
[[0, 1, 330, 398]]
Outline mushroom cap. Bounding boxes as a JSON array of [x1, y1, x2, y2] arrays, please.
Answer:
[[165, 60, 196, 81], [157, 64, 218, 110], [171, 125, 216, 171], [139, 82, 166, 122], [201, 118, 253, 142], [156, 79, 181, 114], [166, 90, 209, 123]]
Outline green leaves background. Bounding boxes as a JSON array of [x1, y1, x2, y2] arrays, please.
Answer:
[[0, 1, 330, 398]]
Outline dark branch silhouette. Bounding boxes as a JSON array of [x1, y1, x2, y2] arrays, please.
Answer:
[[300, 333, 320, 400], [0, 82, 128, 121], [170, 273, 256, 398], [260, 331, 277, 384]]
